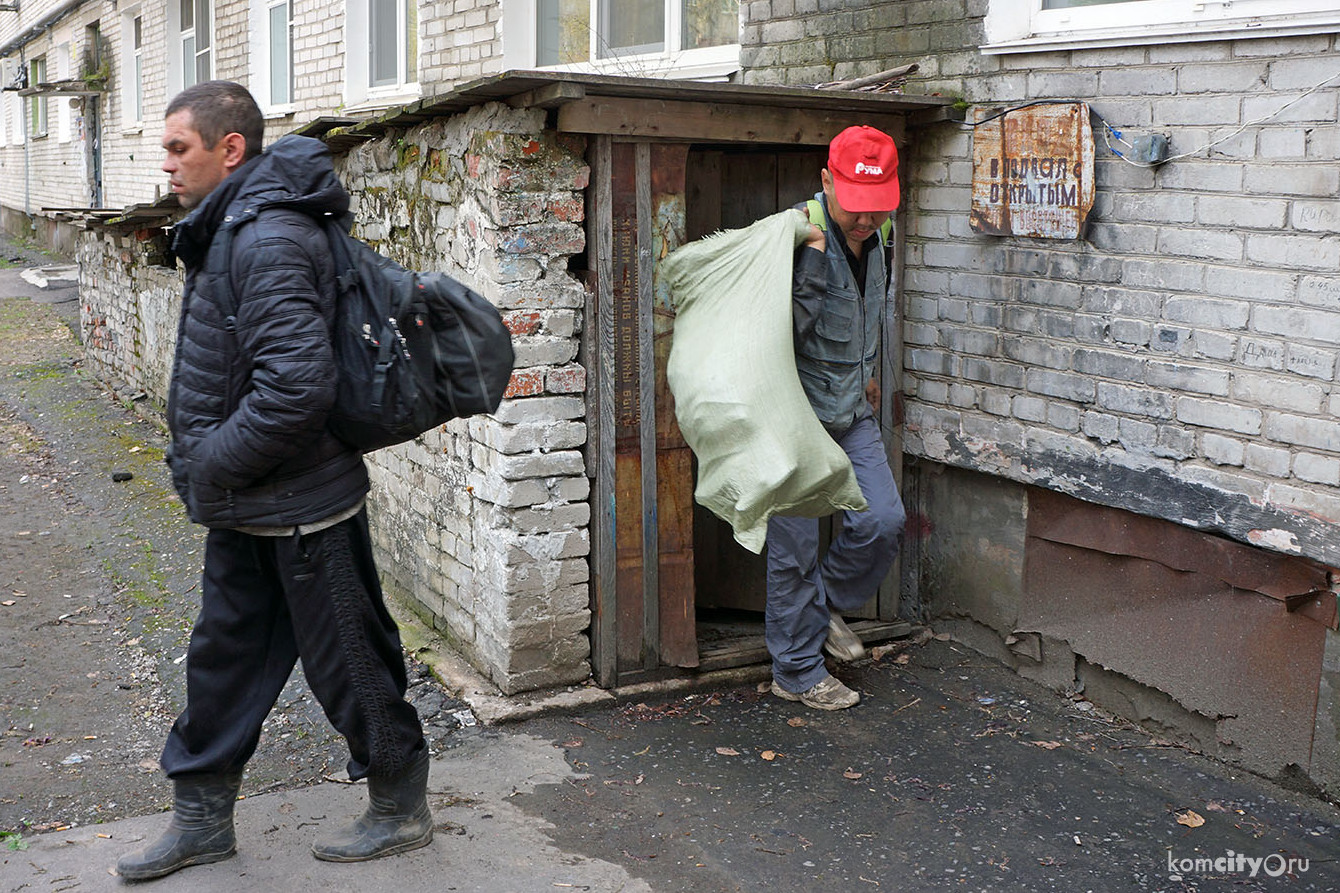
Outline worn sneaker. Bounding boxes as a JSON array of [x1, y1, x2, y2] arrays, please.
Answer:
[[824, 614, 866, 662], [770, 674, 861, 710]]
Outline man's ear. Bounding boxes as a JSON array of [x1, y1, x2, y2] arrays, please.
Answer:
[[220, 132, 249, 173]]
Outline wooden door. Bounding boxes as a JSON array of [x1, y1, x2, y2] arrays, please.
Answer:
[[685, 146, 904, 624], [587, 138, 697, 687]]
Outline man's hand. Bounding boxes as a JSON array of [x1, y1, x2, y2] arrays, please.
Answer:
[[866, 378, 881, 411], [795, 209, 825, 252]]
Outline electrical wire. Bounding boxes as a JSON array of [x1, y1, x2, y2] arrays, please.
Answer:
[[961, 65, 1340, 167]]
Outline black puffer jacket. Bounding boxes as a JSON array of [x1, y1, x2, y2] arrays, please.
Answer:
[[166, 135, 368, 528]]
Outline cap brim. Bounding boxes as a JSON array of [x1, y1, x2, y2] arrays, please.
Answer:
[[832, 176, 900, 213]]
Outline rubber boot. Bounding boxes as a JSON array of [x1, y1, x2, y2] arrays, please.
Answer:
[[311, 748, 433, 862], [116, 770, 244, 881]]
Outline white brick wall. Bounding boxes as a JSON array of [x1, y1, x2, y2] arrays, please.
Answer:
[[332, 103, 592, 694], [2, 0, 511, 224], [747, 5, 1340, 567]]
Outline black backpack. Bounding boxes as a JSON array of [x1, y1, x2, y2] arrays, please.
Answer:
[[215, 216, 515, 452]]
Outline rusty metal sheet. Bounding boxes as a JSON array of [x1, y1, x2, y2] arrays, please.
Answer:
[[1020, 536, 1326, 774], [1027, 487, 1333, 608], [970, 102, 1094, 239]]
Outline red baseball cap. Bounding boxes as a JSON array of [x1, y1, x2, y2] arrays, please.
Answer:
[[828, 125, 900, 212]]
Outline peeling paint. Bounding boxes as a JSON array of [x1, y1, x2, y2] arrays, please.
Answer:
[[1248, 528, 1303, 554]]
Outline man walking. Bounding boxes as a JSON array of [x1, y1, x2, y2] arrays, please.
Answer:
[[767, 125, 907, 711], [117, 81, 431, 880]]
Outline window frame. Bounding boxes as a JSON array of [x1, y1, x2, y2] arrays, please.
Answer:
[[250, 0, 295, 115], [344, 0, 420, 110], [122, 11, 145, 128], [56, 41, 73, 143], [28, 57, 48, 139], [984, 0, 1340, 53], [502, 0, 742, 81], [170, 0, 214, 93]]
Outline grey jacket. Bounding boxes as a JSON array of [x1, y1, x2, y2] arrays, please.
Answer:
[[791, 193, 889, 436]]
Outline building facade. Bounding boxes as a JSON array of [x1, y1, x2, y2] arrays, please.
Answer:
[[12, 1, 1340, 794]]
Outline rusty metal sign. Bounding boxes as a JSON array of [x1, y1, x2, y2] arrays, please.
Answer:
[[970, 102, 1094, 239]]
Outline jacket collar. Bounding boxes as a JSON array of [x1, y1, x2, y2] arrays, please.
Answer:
[[170, 154, 264, 269]]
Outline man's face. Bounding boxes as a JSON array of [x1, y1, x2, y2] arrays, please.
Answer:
[[821, 169, 892, 246], [161, 110, 232, 209]]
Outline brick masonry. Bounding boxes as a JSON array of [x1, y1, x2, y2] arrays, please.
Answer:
[[328, 104, 592, 694], [743, 5, 1340, 570]]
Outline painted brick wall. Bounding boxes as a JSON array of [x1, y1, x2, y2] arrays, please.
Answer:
[[743, 5, 1340, 569], [77, 225, 180, 403], [332, 102, 593, 694], [417, 0, 506, 89], [0, 1, 188, 218]]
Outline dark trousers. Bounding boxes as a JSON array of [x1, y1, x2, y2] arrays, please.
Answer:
[[766, 413, 906, 693], [161, 509, 424, 781]]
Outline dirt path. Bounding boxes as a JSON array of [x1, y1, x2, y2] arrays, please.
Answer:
[[0, 267, 467, 840]]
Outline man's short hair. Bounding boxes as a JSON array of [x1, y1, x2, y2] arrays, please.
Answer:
[[165, 81, 264, 161]]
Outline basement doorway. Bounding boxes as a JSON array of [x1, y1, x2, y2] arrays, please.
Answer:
[[548, 71, 952, 688]]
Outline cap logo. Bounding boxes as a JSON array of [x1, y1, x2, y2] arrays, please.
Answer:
[[854, 162, 883, 176]]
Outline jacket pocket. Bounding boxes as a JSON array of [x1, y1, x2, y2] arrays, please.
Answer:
[[814, 295, 856, 345]]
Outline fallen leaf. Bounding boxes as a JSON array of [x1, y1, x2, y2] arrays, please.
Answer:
[[894, 653, 912, 665], [1204, 801, 1230, 813], [843, 768, 863, 780], [786, 716, 807, 728], [761, 751, 776, 761], [715, 746, 740, 757], [1033, 741, 1063, 750], [1175, 809, 1205, 828]]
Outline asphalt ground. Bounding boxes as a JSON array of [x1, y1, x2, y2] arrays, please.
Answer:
[[2, 233, 1337, 892]]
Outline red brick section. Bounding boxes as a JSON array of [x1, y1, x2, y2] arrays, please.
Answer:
[[504, 310, 544, 336], [504, 369, 545, 399], [546, 365, 586, 394]]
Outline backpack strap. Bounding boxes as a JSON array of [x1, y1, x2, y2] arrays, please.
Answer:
[[208, 224, 241, 334]]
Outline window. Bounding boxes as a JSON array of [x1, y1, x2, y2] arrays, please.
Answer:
[[370, 0, 417, 88], [251, 0, 294, 111], [984, 0, 1340, 53], [176, 0, 214, 89], [29, 57, 47, 138], [269, 0, 293, 105], [506, 0, 740, 79], [56, 42, 73, 143], [344, 0, 419, 107], [123, 12, 144, 125], [0, 63, 9, 147]]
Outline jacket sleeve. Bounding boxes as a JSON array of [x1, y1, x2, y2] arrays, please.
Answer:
[[194, 219, 337, 490], [792, 245, 828, 342]]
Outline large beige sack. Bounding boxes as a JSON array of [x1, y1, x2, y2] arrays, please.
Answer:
[[661, 209, 867, 554]]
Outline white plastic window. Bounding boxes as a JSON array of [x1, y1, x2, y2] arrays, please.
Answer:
[[345, 0, 419, 109], [984, 0, 1340, 53], [504, 0, 741, 80]]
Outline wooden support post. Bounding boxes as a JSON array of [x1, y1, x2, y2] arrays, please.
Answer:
[[590, 135, 618, 686]]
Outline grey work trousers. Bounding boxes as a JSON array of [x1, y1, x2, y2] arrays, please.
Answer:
[[765, 413, 906, 693]]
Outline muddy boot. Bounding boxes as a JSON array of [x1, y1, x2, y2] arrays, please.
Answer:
[[116, 770, 244, 881], [311, 748, 433, 862]]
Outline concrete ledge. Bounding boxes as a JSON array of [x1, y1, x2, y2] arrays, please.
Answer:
[[390, 593, 777, 725]]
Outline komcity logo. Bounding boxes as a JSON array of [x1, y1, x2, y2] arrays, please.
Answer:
[[1167, 850, 1310, 879]]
